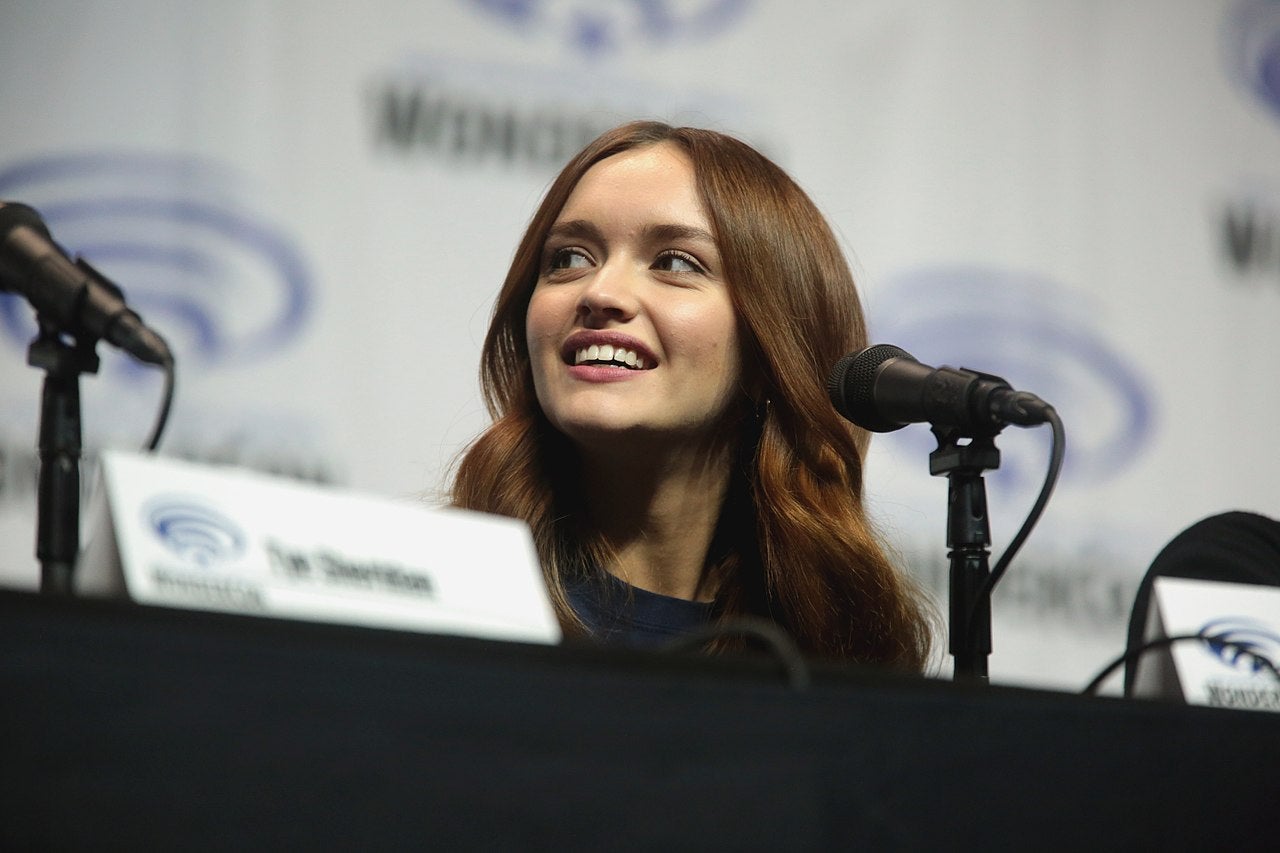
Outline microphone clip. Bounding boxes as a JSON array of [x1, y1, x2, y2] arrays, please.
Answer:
[[928, 425, 1002, 478]]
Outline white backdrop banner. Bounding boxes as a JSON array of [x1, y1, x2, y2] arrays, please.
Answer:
[[2, 0, 1278, 690]]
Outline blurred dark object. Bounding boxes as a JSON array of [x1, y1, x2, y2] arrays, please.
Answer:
[[1124, 511, 1280, 696]]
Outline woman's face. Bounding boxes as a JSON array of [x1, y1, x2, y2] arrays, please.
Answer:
[[525, 142, 743, 454]]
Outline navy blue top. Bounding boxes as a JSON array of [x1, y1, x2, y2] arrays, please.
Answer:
[[565, 571, 715, 650]]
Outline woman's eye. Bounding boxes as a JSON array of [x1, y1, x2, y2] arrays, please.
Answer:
[[653, 252, 703, 273], [549, 248, 592, 270]]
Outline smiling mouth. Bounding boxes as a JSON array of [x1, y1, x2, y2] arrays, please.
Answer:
[[572, 344, 648, 370]]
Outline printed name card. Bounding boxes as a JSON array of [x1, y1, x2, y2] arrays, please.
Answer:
[[1135, 577, 1280, 713], [77, 451, 561, 644]]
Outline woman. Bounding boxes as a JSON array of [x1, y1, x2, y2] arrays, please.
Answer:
[[451, 121, 932, 670]]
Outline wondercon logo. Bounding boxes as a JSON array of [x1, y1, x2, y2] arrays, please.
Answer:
[[871, 266, 1154, 491], [463, 0, 753, 57], [145, 497, 247, 568], [1223, 0, 1280, 122], [1199, 617, 1280, 675], [0, 152, 312, 373]]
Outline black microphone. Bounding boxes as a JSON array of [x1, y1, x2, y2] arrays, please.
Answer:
[[0, 201, 172, 365], [827, 343, 1053, 434]]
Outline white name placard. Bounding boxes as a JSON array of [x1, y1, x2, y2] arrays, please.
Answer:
[[1134, 577, 1280, 713], [77, 451, 561, 645]]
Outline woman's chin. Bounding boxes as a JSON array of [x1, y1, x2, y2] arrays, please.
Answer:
[[552, 417, 652, 447]]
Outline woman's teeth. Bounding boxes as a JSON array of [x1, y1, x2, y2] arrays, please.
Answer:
[[574, 344, 645, 369]]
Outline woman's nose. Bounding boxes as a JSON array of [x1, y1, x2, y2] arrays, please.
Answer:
[[576, 261, 639, 323]]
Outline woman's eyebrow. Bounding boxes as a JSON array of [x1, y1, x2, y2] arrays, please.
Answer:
[[545, 219, 603, 244], [544, 219, 717, 248], [643, 223, 717, 245]]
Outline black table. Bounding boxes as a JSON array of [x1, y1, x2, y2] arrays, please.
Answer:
[[2, 589, 1276, 850]]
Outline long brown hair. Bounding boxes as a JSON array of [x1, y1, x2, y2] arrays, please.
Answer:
[[451, 121, 932, 669]]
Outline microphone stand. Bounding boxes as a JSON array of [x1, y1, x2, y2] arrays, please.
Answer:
[[929, 425, 1001, 683], [27, 318, 99, 596]]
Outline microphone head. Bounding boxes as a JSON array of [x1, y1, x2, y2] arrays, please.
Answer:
[[0, 201, 48, 236], [827, 343, 915, 432], [0, 202, 55, 289]]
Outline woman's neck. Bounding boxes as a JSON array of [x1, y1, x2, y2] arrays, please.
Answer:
[[578, 439, 733, 602]]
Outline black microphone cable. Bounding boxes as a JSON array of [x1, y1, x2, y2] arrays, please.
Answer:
[[143, 352, 176, 452], [964, 406, 1065, 646], [662, 616, 812, 691], [1082, 632, 1280, 698]]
